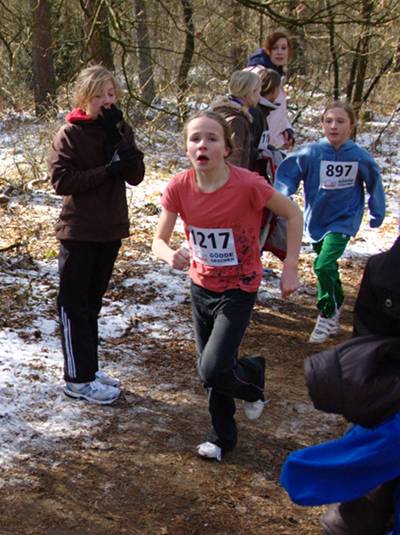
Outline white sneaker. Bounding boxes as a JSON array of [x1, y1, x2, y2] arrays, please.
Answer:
[[64, 379, 120, 405], [332, 305, 342, 334], [243, 399, 268, 420], [197, 441, 222, 461], [95, 370, 120, 387], [309, 314, 337, 343]]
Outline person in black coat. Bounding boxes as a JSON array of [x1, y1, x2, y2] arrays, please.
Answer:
[[353, 235, 400, 337], [320, 234, 400, 535]]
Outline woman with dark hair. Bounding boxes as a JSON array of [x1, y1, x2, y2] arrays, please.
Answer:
[[247, 31, 294, 150]]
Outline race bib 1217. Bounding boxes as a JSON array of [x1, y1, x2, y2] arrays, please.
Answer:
[[320, 160, 358, 189], [188, 226, 238, 267]]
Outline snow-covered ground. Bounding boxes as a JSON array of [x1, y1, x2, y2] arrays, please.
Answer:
[[0, 109, 398, 472]]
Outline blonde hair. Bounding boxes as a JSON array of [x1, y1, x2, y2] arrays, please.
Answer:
[[229, 70, 261, 100], [322, 101, 356, 126], [183, 110, 234, 157], [73, 65, 122, 108]]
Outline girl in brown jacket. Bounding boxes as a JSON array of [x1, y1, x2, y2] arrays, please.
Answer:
[[211, 70, 261, 169], [48, 65, 144, 404]]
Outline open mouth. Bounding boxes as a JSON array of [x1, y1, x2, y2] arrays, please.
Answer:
[[197, 155, 209, 162]]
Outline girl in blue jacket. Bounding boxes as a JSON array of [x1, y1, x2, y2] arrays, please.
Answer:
[[275, 101, 385, 343]]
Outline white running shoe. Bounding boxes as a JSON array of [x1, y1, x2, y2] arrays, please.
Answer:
[[243, 399, 268, 420], [332, 305, 342, 334], [197, 441, 222, 461], [64, 379, 120, 405], [309, 314, 337, 343], [95, 370, 120, 387]]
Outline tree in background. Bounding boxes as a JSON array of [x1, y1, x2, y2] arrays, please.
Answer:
[[31, 0, 56, 117], [236, 0, 400, 114], [79, 0, 114, 69], [133, 0, 156, 106], [0, 0, 400, 122], [176, 0, 195, 119]]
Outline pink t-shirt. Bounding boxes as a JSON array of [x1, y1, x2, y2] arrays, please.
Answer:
[[161, 165, 275, 293]]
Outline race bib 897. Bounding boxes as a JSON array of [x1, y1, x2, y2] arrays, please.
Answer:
[[319, 161, 358, 189], [188, 225, 238, 266]]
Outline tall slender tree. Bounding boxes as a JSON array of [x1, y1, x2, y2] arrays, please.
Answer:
[[31, 0, 56, 116], [133, 0, 156, 105], [177, 0, 195, 118]]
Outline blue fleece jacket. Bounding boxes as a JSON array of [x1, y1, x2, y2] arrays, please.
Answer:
[[247, 48, 284, 77], [280, 412, 400, 506], [275, 138, 385, 242]]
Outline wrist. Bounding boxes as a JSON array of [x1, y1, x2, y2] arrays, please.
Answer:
[[283, 257, 298, 269]]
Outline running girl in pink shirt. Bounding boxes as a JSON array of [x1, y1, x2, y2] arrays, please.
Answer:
[[152, 110, 303, 461]]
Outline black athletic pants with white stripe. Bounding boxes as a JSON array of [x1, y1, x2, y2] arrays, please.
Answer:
[[57, 239, 121, 383]]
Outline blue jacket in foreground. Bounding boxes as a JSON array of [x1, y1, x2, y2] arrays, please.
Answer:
[[280, 412, 400, 506], [275, 138, 385, 242]]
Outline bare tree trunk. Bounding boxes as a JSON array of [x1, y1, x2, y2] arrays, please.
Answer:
[[393, 38, 400, 72], [229, 1, 245, 71], [284, 0, 307, 76], [133, 0, 156, 105], [177, 0, 195, 119], [345, 40, 360, 101], [258, 11, 264, 47], [350, 0, 374, 121], [80, 0, 114, 69], [326, 0, 339, 99], [363, 55, 394, 104], [31, 0, 56, 117]]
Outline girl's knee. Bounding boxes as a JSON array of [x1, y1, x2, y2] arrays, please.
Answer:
[[198, 363, 217, 385], [198, 358, 224, 386]]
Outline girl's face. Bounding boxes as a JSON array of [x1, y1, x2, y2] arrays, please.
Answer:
[[85, 80, 117, 118], [186, 116, 229, 171], [322, 107, 353, 149], [243, 84, 261, 109], [269, 38, 290, 66]]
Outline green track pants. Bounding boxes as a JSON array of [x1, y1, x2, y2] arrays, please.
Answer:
[[312, 232, 350, 318]]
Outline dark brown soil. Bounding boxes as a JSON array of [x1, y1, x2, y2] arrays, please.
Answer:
[[0, 243, 363, 535]]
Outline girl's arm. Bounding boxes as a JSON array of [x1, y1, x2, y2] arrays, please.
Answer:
[[152, 208, 190, 270], [265, 190, 303, 298], [49, 129, 109, 195], [361, 156, 385, 228], [275, 151, 304, 197]]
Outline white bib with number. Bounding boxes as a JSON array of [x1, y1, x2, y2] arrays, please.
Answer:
[[257, 130, 270, 152], [188, 226, 238, 267], [320, 161, 358, 189]]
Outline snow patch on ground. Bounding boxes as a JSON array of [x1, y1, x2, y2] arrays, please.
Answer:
[[0, 111, 398, 470]]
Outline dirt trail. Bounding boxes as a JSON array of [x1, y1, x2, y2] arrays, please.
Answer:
[[0, 248, 361, 535]]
